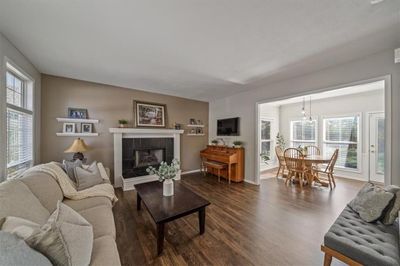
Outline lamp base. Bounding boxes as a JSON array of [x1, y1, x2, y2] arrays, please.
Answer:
[[73, 152, 85, 161]]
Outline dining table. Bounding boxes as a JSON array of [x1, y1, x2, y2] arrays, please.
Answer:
[[280, 154, 332, 187]]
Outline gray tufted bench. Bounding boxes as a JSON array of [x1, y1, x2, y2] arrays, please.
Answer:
[[321, 206, 400, 266]]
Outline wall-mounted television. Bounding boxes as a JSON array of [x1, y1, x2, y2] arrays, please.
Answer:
[[217, 117, 240, 136]]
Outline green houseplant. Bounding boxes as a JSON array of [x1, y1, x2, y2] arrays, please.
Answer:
[[233, 140, 243, 148], [146, 159, 180, 196], [211, 139, 219, 145], [118, 119, 128, 128], [260, 152, 270, 165], [276, 132, 286, 149]]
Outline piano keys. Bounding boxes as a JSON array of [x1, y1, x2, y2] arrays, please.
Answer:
[[200, 145, 244, 182]]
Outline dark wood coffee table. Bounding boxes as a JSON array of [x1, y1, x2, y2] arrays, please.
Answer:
[[135, 181, 210, 255]]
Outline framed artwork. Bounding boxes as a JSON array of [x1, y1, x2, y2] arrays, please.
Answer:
[[134, 101, 167, 128], [81, 123, 92, 133], [63, 123, 75, 133], [68, 108, 88, 119]]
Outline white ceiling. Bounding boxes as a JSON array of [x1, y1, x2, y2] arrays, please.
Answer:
[[0, 0, 399, 101], [266, 80, 384, 106]]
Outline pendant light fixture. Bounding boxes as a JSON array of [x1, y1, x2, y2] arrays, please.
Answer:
[[302, 97, 307, 120], [309, 96, 313, 122]]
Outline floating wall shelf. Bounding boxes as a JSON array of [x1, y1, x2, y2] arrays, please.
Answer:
[[56, 118, 99, 124], [56, 133, 99, 137]]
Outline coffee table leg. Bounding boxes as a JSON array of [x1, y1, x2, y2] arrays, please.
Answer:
[[199, 207, 206, 235], [157, 223, 165, 255], [137, 194, 142, 211]]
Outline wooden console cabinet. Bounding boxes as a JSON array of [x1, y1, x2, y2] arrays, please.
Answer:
[[200, 145, 245, 182]]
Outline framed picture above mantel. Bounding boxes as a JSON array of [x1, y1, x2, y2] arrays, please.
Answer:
[[134, 100, 167, 128]]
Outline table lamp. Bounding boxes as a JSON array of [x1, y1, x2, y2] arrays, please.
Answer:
[[64, 138, 89, 161]]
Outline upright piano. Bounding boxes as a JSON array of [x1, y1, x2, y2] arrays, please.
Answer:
[[200, 145, 244, 182]]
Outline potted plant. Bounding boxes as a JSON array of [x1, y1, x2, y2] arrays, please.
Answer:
[[276, 133, 286, 149], [260, 152, 270, 165], [233, 140, 243, 148], [146, 159, 180, 196], [118, 119, 128, 128], [211, 139, 219, 145]]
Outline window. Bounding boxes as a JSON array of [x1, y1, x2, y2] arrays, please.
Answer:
[[290, 120, 317, 147], [6, 70, 33, 178], [260, 119, 273, 158], [323, 115, 360, 170]]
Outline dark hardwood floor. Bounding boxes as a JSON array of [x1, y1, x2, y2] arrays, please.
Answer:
[[114, 173, 364, 265]]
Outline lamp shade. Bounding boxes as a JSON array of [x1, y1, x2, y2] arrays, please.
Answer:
[[64, 138, 89, 153]]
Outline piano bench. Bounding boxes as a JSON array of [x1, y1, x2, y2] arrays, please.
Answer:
[[202, 161, 229, 184]]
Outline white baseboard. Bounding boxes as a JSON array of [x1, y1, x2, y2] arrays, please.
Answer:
[[244, 179, 259, 185], [181, 169, 201, 175]]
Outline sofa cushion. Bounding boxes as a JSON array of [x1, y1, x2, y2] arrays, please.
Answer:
[[348, 183, 394, 222], [79, 205, 116, 239], [1, 216, 40, 239], [63, 196, 112, 212], [20, 171, 64, 213], [324, 206, 400, 266], [0, 231, 52, 266], [91, 235, 121, 266], [0, 180, 50, 225]]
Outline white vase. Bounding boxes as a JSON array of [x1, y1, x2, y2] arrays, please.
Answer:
[[163, 179, 174, 196]]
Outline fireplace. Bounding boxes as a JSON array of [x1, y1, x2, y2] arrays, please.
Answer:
[[122, 138, 173, 178], [135, 149, 164, 168]]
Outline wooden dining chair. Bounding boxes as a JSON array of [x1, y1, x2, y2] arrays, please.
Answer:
[[275, 146, 287, 178], [312, 149, 339, 189], [306, 145, 321, 156], [284, 148, 308, 189]]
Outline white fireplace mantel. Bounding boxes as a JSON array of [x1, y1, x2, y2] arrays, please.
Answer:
[[109, 128, 184, 190]]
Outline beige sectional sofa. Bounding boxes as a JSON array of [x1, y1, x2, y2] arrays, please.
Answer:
[[0, 170, 121, 266]]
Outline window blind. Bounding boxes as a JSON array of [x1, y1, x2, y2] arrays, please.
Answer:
[[323, 116, 359, 169], [6, 71, 33, 179], [290, 120, 317, 147]]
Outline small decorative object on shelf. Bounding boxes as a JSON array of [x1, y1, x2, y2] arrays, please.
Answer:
[[68, 108, 88, 119], [118, 119, 128, 128], [174, 122, 182, 130], [233, 140, 243, 148], [146, 159, 180, 197], [211, 139, 219, 145], [81, 123, 92, 133], [260, 152, 270, 165], [63, 123, 75, 133], [197, 119, 202, 125], [64, 138, 90, 161]]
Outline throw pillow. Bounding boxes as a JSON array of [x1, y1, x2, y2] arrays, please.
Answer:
[[0, 231, 52, 266], [74, 161, 103, 191], [1, 216, 40, 239], [381, 185, 400, 225], [63, 159, 83, 183], [26, 201, 93, 266], [348, 183, 394, 222]]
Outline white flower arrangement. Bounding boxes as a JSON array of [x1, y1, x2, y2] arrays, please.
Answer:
[[146, 159, 180, 182]]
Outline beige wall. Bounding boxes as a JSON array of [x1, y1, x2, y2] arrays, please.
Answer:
[[41, 75, 209, 179]]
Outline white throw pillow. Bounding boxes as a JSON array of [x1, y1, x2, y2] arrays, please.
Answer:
[[26, 201, 94, 266]]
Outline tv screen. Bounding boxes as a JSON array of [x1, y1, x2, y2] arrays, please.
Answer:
[[217, 117, 240, 136]]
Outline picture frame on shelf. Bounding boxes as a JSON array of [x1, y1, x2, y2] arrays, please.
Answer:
[[190, 128, 196, 134], [81, 123, 93, 133], [68, 108, 88, 119], [196, 128, 203, 134], [63, 123, 75, 133], [134, 100, 167, 128], [189, 118, 196, 125]]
